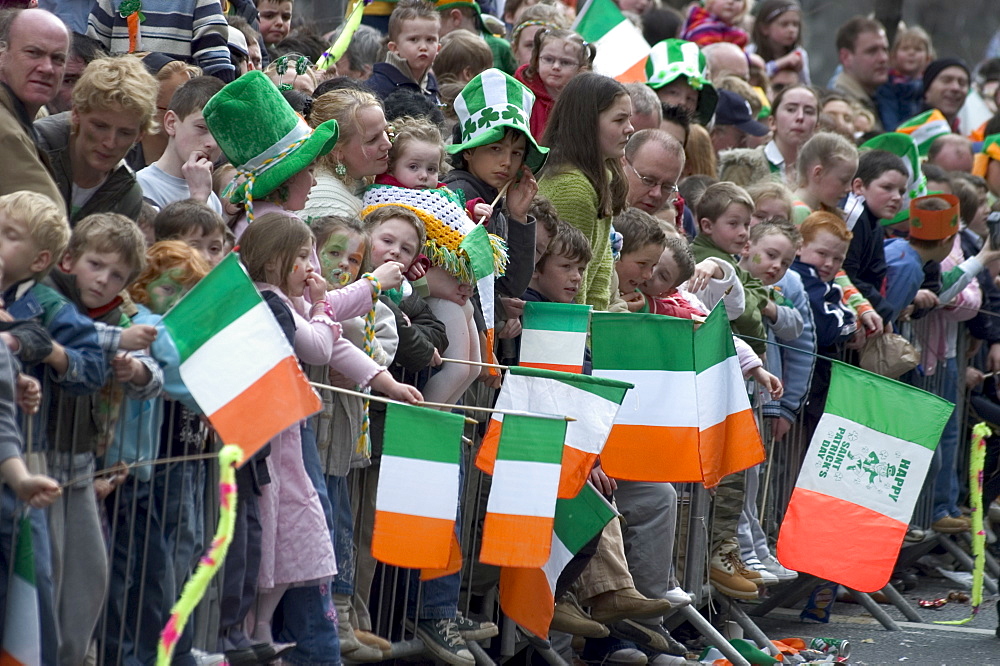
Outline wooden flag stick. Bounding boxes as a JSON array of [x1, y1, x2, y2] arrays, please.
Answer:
[[309, 381, 479, 425], [477, 180, 512, 225], [440, 357, 509, 371]]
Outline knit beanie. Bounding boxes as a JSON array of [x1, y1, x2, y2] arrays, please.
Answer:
[[923, 58, 970, 95]]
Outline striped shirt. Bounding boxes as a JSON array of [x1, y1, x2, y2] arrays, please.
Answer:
[[88, 0, 235, 79]]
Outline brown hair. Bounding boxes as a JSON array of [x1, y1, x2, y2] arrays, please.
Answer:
[[749, 216, 801, 247], [310, 215, 369, 273], [362, 205, 427, 250], [154, 199, 227, 243], [67, 212, 147, 281], [128, 240, 209, 305], [800, 210, 853, 244], [238, 213, 314, 293], [662, 236, 695, 286], [751, 0, 803, 62], [683, 124, 717, 179], [528, 195, 561, 239], [613, 207, 667, 256], [434, 30, 492, 85], [696, 182, 754, 224], [525, 28, 595, 81], [388, 0, 440, 41], [537, 220, 592, 270]]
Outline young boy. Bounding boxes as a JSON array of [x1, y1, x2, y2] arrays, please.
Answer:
[[46, 212, 164, 666], [611, 208, 667, 313], [841, 149, 909, 324], [691, 182, 771, 355], [154, 198, 228, 267], [257, 0, 293, 46], [367, 0, 441, 105], [137, 77, 227, 215], [525, 220, 592, 305]]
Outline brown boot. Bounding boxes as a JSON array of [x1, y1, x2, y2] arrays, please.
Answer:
[[587, 588, 672, 624], [550, 595, 609, 638]]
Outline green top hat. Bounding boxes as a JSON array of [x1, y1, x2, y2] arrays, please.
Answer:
[[203, 70, 339, 211], [645, 38, 717, 126], [446, 68, 548, 173]]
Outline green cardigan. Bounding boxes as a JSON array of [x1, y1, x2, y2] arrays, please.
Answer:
[[538, 168, 613, 311]]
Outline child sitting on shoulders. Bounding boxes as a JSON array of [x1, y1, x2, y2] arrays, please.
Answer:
[[681, 0, 750, 48]]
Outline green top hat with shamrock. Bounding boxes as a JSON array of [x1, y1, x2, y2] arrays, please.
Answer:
[[860, 132, 927, 226], [203, 70, 339, 212], [447, 68, 548, 174], [645, 38, 717, 126]]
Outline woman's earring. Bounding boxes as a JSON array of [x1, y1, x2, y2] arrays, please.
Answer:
[[335, 162, 347, 177]]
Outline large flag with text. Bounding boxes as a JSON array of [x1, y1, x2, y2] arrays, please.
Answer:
[[477, 366, 632, 498], [777, 362, 953, 592], [591, 306, 764, 486], [159, 253, 321, 460]]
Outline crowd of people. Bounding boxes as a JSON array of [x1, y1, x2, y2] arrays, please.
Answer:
[[0, 0, 999, 664]]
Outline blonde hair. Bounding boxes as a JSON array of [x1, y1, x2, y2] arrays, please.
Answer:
[[67, 213, 147, 282], [128, 240, 209, 305], [696, 182, 754, 224], [796, 131, 858, 187], [747, 181, 794, 218], [435, 30, 493, 85], [891, 25, 935, 63], [800, 210, 853, 244], [150, 58, 201, 82], [684, 124, 718, 178], [73, 55, 159, 134], [749, 217, 801, 247], [511, 3, 568, 53], [388, 115, 445, 175], [311, 87, 383, 183], [0, 192, 69, 277]]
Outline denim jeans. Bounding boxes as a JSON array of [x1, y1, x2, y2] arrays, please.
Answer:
[[933, 358, 962, 522], [103, 478, 171, 666], [301, 418, 334, 532], [327, 474, 355, 596]]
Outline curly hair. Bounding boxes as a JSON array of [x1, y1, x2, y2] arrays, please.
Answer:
[[387, 115, 445, 175], [73, 55, 159, 134], [128, 240, 210, 306]]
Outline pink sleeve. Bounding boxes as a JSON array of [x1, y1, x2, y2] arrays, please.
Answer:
[[736, 336, 762, 376], [942, 279, 982, 322], [329, 337, 385, 388], [323, 280, 376, 321], [289, 307, 339, 366]]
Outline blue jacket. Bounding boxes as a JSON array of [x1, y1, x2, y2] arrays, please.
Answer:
[[366, 61, 440, 106], [763, 270, 816, 423], [790, 259, 856, 349], [883, 237, 927, 324]]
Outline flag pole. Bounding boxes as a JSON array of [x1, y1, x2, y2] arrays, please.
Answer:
[[309, 381, 575, 421], [477, 180, 512, 225], [440, 357, 509, 370]]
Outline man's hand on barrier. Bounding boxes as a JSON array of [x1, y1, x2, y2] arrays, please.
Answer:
[[766, 416, 792, 442]]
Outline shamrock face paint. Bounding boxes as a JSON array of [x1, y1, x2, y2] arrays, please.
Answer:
[[320, 231, 365, 289], [148, 268, 188, 314]]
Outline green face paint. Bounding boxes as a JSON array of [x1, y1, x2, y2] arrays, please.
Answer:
[[320, 232, 364, 288], [148, 268, 187, 314], [751, 254, 762, 264]]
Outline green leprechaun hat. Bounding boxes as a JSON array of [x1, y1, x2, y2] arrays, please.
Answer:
[[447, 68, 548, 173], [860, 132, 927, 226], [203, 70, 339, 214], [645, 38, 717, 126]]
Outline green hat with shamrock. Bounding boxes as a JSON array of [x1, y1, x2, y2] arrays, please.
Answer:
[[446, 68, 548, 174], [860, 132, 927, 226], [645, 38, 717, 126], [204, 71, 339, 215]]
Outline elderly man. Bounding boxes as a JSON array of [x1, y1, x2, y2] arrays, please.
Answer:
[[0, 9, 68, 205], [832, 16, 890, 131], [624, 129, 685, 215], [923, 58, 971, 132], [703, 42, 749, 82], [625, 82, 662, 132], [927, 134, 975, 173]]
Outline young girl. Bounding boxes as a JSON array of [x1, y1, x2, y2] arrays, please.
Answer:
[[681, 0, 749, 48], [510, 4, 569, 69], [877, 26, 934, 130], [514, 28, 595, 139], [747, 181, 794, 227], [758, 84, 819, 187], [749, 0, 810, 84], [539, 72, 633, 311], [792, 131, 858, 223]]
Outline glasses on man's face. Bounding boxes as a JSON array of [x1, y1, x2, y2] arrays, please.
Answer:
[[626, 161, 678, 196]]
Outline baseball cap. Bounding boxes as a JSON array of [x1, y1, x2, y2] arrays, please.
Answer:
[[714, 90, 768, 136]]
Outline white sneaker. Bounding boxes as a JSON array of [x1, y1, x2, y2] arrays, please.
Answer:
[[742, 557, 780, 586], [662, 586, 692, 607], [606, 647, 648, 665], [190, 648, 227, 666], [759, 554, 799, 582]]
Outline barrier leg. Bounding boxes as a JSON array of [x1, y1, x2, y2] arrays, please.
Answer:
[[676, 605, 750, 666], [878, 583, 922, 622], [500, 616, 519, 659], [381, 638, 427, 660], [959, 532, 1000, 579], [523, 635, 571, 666], [845, 589, 900, 630], [937, 534, 999, 594], [748, 574, 818, 617], [467, 639, 497, 666], [713, 595, 779, 656]]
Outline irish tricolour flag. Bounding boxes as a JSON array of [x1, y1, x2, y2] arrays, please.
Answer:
[[159, 253, 321, 460], [477, 366, 632, 499], [480, 414, 567, 567], [591, 305, 764, 486], [777, 362, 953, 592], [573, 0, 650, 83], [1, 515, 40, 666], [373, 402, 464, 569], [520, 302, 591, 374], [499, 484, 616, 638]]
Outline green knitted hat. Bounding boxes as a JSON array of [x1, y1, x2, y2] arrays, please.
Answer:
[[860, 132, 927, 226], [203, 71, 339, 210], [645, 38, 717, 125], [447, 68, 548, 173]]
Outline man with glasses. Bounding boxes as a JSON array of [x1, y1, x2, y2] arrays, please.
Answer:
[[623, 129, 685, 215]]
